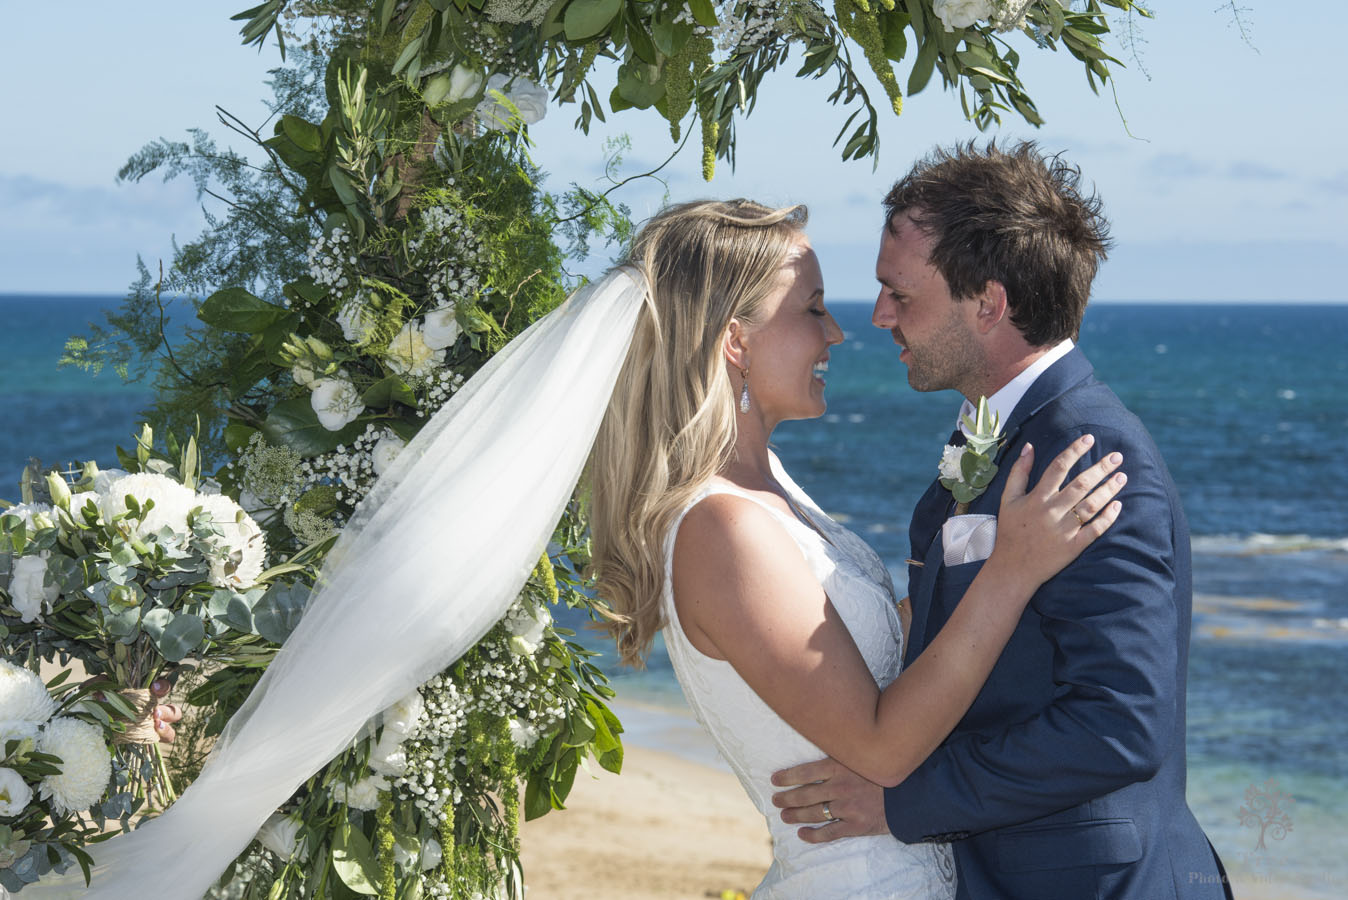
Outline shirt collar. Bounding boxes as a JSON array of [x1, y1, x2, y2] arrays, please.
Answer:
[[957, 339, 1075, 434]]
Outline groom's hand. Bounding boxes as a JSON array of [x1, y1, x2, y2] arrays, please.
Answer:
[[770, 757, 888, 843]]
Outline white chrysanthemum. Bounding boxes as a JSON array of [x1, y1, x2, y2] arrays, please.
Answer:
[[938, 444, 965, 482], [0, 660, 56, 724], [371, 433, 406, 477], [933, 0, 994, 30], [336, 773, 386, 811], [256, 813, 301, 859], [88, 468, 129, 496], [311, 374, 364, 432], [508, 717, 540, 750], [36, 717, 112, 815], [8, 552, 59, 623], [476, 74, 549, 130], [98, 472, 195, 540], [422, 303, 461, 351], [381, 690, 425, 739], [193, 494, 268, 589], [0, 766, 33, 816], [385, 323, 443, 380], [337, 299, 378, 344]]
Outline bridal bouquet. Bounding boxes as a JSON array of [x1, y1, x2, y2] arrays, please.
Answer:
[[0, 428, 316, 889]]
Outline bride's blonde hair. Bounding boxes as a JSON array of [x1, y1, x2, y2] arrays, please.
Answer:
[[587, 199, 808, 666]]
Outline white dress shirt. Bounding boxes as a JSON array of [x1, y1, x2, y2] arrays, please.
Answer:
[[957, 339, 1075, 435]]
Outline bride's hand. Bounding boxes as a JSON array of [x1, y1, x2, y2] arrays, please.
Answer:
[[990, 434, 1125, 590]]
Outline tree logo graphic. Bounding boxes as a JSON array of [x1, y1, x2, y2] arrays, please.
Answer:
[[1239, 779, 1295, 851]]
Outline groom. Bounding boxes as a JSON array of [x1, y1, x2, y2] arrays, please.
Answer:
[[772, 143, 1232, 899]]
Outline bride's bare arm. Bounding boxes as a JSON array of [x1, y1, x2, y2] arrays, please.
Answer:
[[671, 435, 1123, 788]]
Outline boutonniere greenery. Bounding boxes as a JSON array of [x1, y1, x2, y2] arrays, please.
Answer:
[[938, 397, 1006, 515]]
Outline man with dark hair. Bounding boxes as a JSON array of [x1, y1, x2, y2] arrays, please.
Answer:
[[772, 142, 1232, 899]]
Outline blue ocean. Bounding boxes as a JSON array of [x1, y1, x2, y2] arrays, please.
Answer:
[[4, 295, 1346, 896]]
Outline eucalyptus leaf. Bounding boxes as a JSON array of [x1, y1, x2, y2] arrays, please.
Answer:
[[253, 581, 309, 643], [141, 607, 174, 642], [158, 613, 205, 662]]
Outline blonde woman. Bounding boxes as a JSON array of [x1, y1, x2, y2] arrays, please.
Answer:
[[586, 200, 1124, 898]]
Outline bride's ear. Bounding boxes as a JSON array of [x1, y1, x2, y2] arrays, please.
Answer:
[[723, 317, 750, 371]]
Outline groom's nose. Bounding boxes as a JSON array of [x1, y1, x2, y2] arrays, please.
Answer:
[[872, 293, 897, 329]]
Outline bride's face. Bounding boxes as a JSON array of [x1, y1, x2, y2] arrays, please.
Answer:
[[734, 238, 843, 426]]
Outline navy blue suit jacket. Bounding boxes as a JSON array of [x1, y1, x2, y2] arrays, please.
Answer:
[[885, 348, 1230, 899]]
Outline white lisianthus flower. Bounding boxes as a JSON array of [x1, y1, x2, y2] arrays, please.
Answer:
[[933, 0, 994, 30], [98, 472, 196, 540], [0, 767, 33, 816], [89, 468, 129, 496], [381, 690, 425, 740], [424, 64, 485, 106], [938, 444, 965, 482], [385, 323, 443, 380], [36, 717, 112, 815], [368, 730, 408, 777], [193, 494, 268, 589], [337, 299, 378, 344], [507, 717, 539, 750], [336, 774, 387, 811], [0, 660, 56, 724], [476, 74, 549, 130], [371, 433, 406, 477], [8, 553, 58, 623], [256, 813, 302, 859], [311, 374, 365, 432], [292, 359, 320, 388], [421, 303, 461, 350], [504, 602, 551, 655]]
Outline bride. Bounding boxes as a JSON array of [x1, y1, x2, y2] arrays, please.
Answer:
[[585, 200, 1122, 898], [36, 200, 1122, 899]]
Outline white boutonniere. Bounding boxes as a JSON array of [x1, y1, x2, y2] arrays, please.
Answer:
[[938, 396, 1006, 514]]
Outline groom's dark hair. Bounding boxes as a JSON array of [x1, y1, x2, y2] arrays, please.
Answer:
[[883, 141, 1112, 346]]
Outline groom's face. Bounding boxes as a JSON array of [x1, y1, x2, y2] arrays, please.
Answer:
[[872, 213, 981, 394]]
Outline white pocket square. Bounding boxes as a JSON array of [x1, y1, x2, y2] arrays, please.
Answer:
[[942, 514, 997, 567]]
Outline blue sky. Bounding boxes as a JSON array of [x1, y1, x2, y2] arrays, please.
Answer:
[[2, 2, 1343, 301]]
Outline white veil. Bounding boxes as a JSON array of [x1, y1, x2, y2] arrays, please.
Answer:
[[23, 267, 648, 898]]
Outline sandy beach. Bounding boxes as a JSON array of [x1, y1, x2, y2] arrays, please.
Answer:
[[518, 701, 1322, 900]]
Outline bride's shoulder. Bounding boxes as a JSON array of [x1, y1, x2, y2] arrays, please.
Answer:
[[673, 487, 800, 575]]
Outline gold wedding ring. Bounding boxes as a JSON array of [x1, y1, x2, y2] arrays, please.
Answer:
[[1071, 506, 1086, 526]]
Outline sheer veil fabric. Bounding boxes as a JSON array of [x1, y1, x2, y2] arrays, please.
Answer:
[[23, 268, 648, 898]]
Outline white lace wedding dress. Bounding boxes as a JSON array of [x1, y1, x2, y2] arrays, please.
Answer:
[[660, 457, 957, 899]]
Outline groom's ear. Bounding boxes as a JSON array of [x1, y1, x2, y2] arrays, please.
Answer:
[[723, 317, 750, 370], [972, 280, 1009, 335]]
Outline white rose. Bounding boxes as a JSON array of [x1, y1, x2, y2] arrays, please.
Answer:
[[476, 74, 549, 131], [381, 690, 425, 739], [933, 0, 994, 30], [337, 774, 386, 811], [0, 660, 56, 724], [420, 838, 443, 871], [256, 813, 302, 859], [310, 374, 364, 432], [0, 767, 33, 817], [385, 323, 443, 380], [337, 299, 378, 344], [421, 304, 461, 351], [371, 433, 406, 477], [193, 494, 268, 589], [36, 717, 112, 815], [8, 553, 58, 623], [368, 730, 408, 777], [938, 444, 965, 482]]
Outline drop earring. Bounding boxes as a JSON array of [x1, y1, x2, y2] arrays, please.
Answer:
[[739, 368, 751, 413]]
